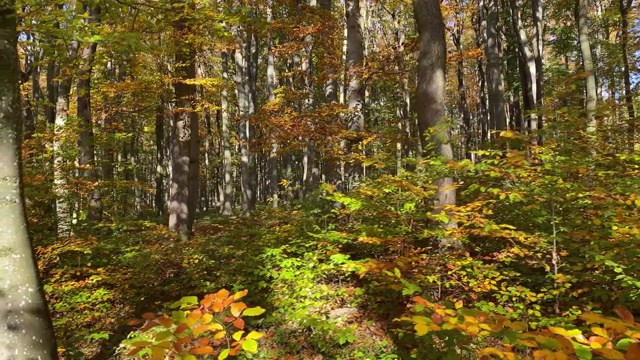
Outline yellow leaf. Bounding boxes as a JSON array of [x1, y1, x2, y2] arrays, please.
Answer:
[[415, 323, 429, 336], [454, 300, 463, 309], [592, 327, 608, 338]]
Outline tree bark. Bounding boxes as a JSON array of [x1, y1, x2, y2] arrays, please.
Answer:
[[0, 3, 58, 356], [77, 2, 102, 221], [577, 0, 597, 132], [266, 0, 279, 207], [221, 51, 234, 215], [345, 0, 364, 134], [168, 0, 198, 239], [485, 0, 507, 133], [413, 0, 459, 247], [619, 0, 635, 147]]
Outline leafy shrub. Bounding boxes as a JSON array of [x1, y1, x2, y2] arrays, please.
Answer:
[[121, 289, 265, 359]]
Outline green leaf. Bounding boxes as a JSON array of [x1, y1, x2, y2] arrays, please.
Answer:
[[615, 338, 637, 350], [170, 296, 199, 309], [242, 339, 259, 353], [218, 349, 229, 360], [242, 307, 266, 316], [232, 331, 244, 341]]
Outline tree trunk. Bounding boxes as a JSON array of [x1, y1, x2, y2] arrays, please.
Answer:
[[485, 0, 507, 133], [452, 12, 472, 159], [266, 0, 279, 207], [168, 0, 197, 239], [235, 33, 251, 215], [509, 0, 538, 137], [53, 39, 78, 238], [155, 100, 165, 218], [221, 51, 234, 215], [577, 0, 597, 132], [345, 0, 364, 135], [0, 3, 58, 356], [413, 0, 459, 247], [77, 2, 102, 222], [319, 0, 338, 103], [619, 0, 635, 147], [532, 0, 544, 132]]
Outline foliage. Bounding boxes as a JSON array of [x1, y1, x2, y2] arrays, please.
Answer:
[[400, 296, 640, 360], [122, 289, 265, 360]]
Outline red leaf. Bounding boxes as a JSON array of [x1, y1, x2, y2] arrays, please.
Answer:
[[233, 317, 245, 330]]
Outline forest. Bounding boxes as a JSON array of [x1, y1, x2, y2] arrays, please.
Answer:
[[0, 0, 639, 358]]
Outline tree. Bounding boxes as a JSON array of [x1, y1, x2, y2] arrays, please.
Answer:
[[77, 1, 102, 221], [577, 0, 597, 132], [484, 0, 507, 134], [168, 0, 199, 239], [413, 0, 458, 246], [0, 1, 58, 357]]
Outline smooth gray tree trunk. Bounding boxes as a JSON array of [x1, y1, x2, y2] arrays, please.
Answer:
[[484, 0, 507, 133], [221, 51, 234, 215], [168, 0, 197, 239], [77, 2, 102, 221], [577, 0, 597, 132], [619, 0, 635, 146], [413, 0, 459, 248], [0, 3, 58, 357]]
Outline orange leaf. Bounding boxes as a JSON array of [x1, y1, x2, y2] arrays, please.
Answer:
[[128, 318, 143, 326], [141, 312, 156, 320], [215, 289, 230, 301], [626, 343, 640, 360], [413, 296, 430, 307], [197, 337, 210, 347], [615, 305, 635, 324], [230, 344, 242, 356], [193, 324, 210, 337], [190, 346, 215, 355], [212, 300, 224, 313], [230, 302, 248, 318], [186, 309, 202, 325], [233, 317, 245, 330], [157, 316, 173, 328], [201, 294, 215, 308]]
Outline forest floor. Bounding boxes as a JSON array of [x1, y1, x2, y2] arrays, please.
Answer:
[[39, 204, 411, 360]]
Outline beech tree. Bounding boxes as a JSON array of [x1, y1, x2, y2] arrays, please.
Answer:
[[413, 0, 458, 245], [0, 1, 57, 357]]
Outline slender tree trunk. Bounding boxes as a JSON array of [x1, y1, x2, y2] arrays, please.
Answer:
[[266, 0, 279, 207], [235, 30, 254, 215], [532, 0, 544, 133], [344, 0, 365, 186], [53, 42, 78, 238], [509, 0, 538, 137], [619, 0, 635, 147], [452, 14, 472, 159], [0, 3, 58, 356], [345, 0, 364, 135], [155, 100, 165, 218], [319, 0, 338, 103], [413, 0, 459, 247], [476, 0, 489, 144], [168, 0, 197, 239], [221, 51, 234, 215], [77, 2, 102, 221], [485, 0, 507, 133], [577, 0, 597, 132]]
